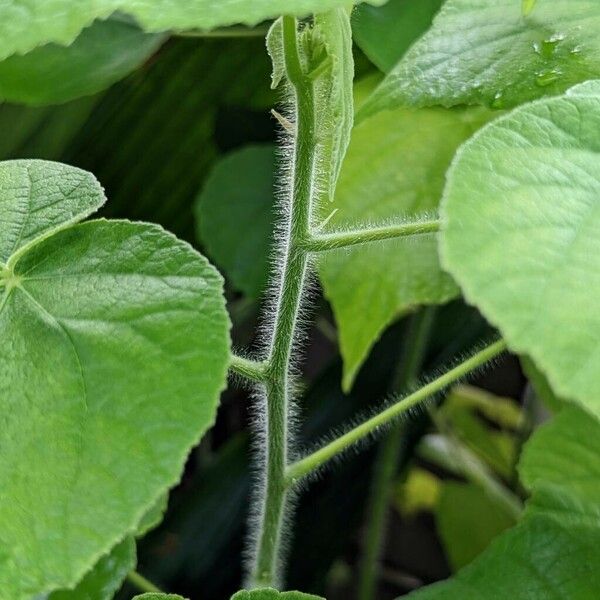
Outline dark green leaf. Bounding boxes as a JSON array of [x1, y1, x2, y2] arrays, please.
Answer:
[[353, 0, 443, 72], [195, 144, 276, 299], [0, 19, 164, 106]]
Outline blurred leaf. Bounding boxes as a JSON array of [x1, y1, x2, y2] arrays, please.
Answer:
[[409, 407, 600, 598], [394, 468, 440, 517], [318, 77, 492, 390], [360, 0, 600, 119], [521, 356, 564, 413], [0, 19, 164, 106], [0, 0, 386, 61], [49, 539, 136, 600], [435, 483, 515, 571], [439, 387, 522, 478], [0, 161, 230, 597], [195, 144, 276, 298], [231, 589, 324, 600], [353, 0, 443, 72], [441, 90, 600, 418]]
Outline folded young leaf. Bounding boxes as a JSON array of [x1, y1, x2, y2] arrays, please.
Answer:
[[441, 86, 600, 417], [0, 18, 164, 106], [360, 0, 600, 118], [0, 160, 230, 597], [48, 538, 136, 600], [317, 77, 492, 390], [0, 0, 386, 63], [410, 406, 600, 598]]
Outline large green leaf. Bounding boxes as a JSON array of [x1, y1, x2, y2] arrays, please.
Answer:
[[317, 78, 491, 390], [360, 0, 600, 119], [231, 589, 324, 600], [441, 87, 600, 416], [353, 0, 443, 73], [0, 18, 163, 106], [0, 160, 230, 597], [48, 538, 135, 600], [409, 406, 600, 598], [195, 144, 276, 299], [0, 0, 385, 62]]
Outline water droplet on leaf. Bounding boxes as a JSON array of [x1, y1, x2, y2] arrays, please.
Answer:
[[535, 68, 562, 87]]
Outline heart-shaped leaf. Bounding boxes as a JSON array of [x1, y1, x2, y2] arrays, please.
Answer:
[[0, 160, 230, 597], [441, 87, 600, 416]]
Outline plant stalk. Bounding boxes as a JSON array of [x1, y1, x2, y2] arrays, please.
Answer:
[[126, 570, 163, 594], [358, 309, 436, 600], [286, 339, 507, 482], [248, 16, 316, 588]]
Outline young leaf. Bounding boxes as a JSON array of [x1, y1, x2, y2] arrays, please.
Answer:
[[353, 0, 444, 73], [359, 0, 600, 118], [317, 78, 491, 390], [0, 160, 230, 597], [0, 0, 386, 62], [48, 538, 136, 600], [311, 8, 354, 202], [195, 144, 276, 299], [441, 88, 600, 418], [411, 407, 600, 598], [0, 18, 164, 106], [231, 589, 324, 600]]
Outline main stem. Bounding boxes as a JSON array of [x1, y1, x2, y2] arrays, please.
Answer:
[[249, 16, 315, 588]]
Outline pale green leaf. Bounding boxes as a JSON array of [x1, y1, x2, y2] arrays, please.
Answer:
[[409, 407, 600, 598], [231, 589, 324, 600], [360, 0, 600, 119], [436, 483, 515, 570], [441, 90, 600, 417], [48, 538, 135, 600], [0, 0, 386, 62], [195, 144, 276, 299], [0, 160, 230, 597], [0, 18, 164, 106], [318, 79, 491, 390], [353, 0, 443, 72]]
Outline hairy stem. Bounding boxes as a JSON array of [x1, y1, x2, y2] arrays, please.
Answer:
[[304, 219, 440, 252], [358, 309, 436, 600], [248, 16, 316, 588], [229, 354, 269, 382], [286, 339, 507, 482]]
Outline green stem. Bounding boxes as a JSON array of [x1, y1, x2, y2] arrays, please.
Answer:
[[358, 310, 436, 600], [126, 570, 163, 594], [286, 339, 507, 482], [418, 433, 523, 520], [304, 219, 440, 252], [229, 354, 269, 382], [248, 16, 316, 589]]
